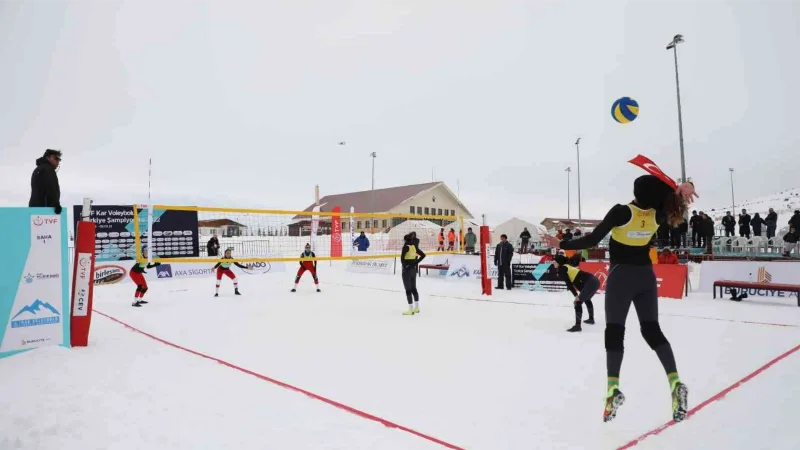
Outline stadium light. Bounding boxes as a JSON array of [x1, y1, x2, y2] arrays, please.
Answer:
[[666, 34, 687, 184], [565, 167, 571, 220], [575, 138, 582, 230]]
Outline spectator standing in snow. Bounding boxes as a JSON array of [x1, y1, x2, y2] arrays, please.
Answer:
[[29, 149, 63, 214], [447, 228, 456, 251], [464, 228, 477, 254], [765, 208, 778, 239], [750, 213, 765, 237], [353, 231, 370, 251], [738, 209, 751, 238], [702, 212, 715, 253], [519, 227, 531, 253], [689, 210, 701, 247], [562, 229, 573, 241], [494, 234, 514, 290], [790, 210, 800, 234], [722, 212, 736, 237], [207, 235, 220, 256]]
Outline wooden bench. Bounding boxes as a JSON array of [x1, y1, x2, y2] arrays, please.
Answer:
[[713, 280, 800, 306], [418, 264, 449, 277]]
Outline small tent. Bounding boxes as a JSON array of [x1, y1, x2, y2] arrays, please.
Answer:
[[492, 217, 543, 247]]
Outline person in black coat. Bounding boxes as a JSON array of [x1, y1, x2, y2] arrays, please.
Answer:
[[29, 149, 63, 214], [701, 212, 715, 253], [721, 212, 735, 237], [678, 220, 689, 248], [738, 209, 751, 238], [750, 213, 765, 237], [689, 210, 701, 247], [765, 208, 778, 239], [206, 235, 220, 256], [494, 234, 514, 290]]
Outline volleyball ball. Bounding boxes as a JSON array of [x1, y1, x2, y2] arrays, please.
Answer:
[[611, 97, 639, 123]]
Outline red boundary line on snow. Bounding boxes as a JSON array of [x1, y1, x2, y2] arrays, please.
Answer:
[[333, 283, 799, 328], [93, 309, 465, 450], [617, 342, 800, 449]]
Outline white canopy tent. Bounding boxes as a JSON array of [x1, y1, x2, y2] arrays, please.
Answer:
[[491, 217, 544, 245]]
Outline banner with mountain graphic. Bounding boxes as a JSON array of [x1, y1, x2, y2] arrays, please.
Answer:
[[0, 208, 70, 358], [72, 205, 199, 262]]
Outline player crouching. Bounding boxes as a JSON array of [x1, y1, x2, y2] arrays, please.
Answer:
[[130, 247, 160, 307], [292, 243, 320, 292], [553, 254, 598, 332], [212, 247, 246, 297]]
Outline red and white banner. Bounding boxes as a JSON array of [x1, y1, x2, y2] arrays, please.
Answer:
[[70, 220, 96, 347], [578, 262, 688, 299], [331, 206, 342, 257]]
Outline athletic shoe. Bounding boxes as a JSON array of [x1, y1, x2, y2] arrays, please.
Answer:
[[671, 381, 689, 422], [603, 387, 625, 422]]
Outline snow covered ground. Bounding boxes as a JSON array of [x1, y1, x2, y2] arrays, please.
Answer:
[[2, 263, 799, 450]]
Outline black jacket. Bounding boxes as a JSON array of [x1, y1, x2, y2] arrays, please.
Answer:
[[703, 217, 715, 236], [689, 214, 702, 230], [751, 215, 765, 233], [738, 214, 751, 229], [766, 212, 778, 227], [494, 241, 514, 266], [29, 157, 61, 211], [520, 230, 531, 242], [790, 213, 800, 231], [722, 215, 735, 231]]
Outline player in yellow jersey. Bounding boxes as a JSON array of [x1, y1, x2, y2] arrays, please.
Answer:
[[553, 254, 598, 332], [560, 174, 697, 424], [400, 233, 426, 315]]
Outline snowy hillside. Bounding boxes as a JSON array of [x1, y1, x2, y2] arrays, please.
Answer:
[[700, 187, 800, 229]]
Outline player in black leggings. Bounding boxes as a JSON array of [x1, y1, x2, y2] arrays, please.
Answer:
[[560, 173, 696, 423], [400, 233, 426, 315]]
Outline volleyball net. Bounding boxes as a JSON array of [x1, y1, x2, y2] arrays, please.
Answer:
[[131, 204, 467, 264]]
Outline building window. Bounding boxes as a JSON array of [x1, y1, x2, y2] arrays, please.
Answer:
[[438, 208, 442, 216], [424, 207, 429, 215], [382, 219, 387, 228], [410, 206, 415, 214], [357, 221, 362, 229], [373, 219, 378, 228], [417, 206, 422, 214]]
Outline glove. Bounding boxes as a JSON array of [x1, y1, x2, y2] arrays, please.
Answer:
[[54, 205, 62, 215]]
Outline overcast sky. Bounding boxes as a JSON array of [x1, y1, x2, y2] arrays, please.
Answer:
[[1, 0, 798, 225]]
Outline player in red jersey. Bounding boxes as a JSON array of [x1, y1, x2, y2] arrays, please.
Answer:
[[291, 243, 320, 292]]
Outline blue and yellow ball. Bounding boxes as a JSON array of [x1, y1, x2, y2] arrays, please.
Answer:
[[611, 97, 639, 123]]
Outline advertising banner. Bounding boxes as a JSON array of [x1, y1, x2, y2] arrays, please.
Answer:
[[578, 262, 688, 299], [512, 263, 567, 291], [346, 258, 394, 275], [697, 261, 800, 299], [0, 209, 70, 358], [445, 255, 499, 281], [331, 206, 342, 257], [72, 204, 199, 262]]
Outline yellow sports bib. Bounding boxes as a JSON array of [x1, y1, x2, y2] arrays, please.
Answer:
[[565, 265, 580, 283], [610, 204, 658, 246], [405, 244, 417, 260]]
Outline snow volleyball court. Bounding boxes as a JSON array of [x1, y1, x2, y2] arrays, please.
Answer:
[[2, 263, 799, 450]]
